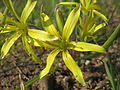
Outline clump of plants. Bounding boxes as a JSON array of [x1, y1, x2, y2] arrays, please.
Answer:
[[0, 0, 120, 89]]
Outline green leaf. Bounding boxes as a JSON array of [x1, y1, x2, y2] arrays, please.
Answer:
[[103, 61, 116, 90], [55, 9, 64, 33], [68, 41, 106, 53], [1, 32, 22, 58], [41, 13, 60, 37], [93, 10, 108, 21], [3, 0, 20, 20], [28, 29, 58, 41], [62, 50, 85, 86], [22, 35, 42, 64], [39, 49, 60, 79], [21, 0, 37, 23], [59, 2, 78, 5], [62, 6, 80, 41]]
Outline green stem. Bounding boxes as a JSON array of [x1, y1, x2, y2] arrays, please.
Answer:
[[103, 24, 120, 49], [14, 75, 39, 90], [1, 8, 9, 25], [76, 24, 120, 60]]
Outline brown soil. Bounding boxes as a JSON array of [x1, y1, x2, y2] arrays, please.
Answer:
[[0, 37, 120, 90]]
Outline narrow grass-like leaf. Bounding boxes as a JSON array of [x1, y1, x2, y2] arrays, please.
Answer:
[[15, 75, 39, 90], [28, 29, 58, 41], [21, 0, 37, 23], [93, 10, 108, 21], [59, 2, 78, 5], [62, 6, 80, 41], [41, 13, 60, 37], [1, 32, 21, 58], [55, 9, 64, 33], [68, 41, 105, 53], [103, 60, 116, 90], [103, 24, 120, 49], [3, 0, 20, 20], [22, 35, 42, 64], [62, 50, 85, 86], [39, 49, 60, 79]]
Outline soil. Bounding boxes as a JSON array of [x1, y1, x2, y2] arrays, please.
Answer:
[[0, 36, 120, 90]]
